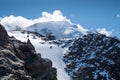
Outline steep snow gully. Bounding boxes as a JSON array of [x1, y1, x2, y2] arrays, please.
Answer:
[[8, 31, 71, 80], [33, 42, 71, 80]]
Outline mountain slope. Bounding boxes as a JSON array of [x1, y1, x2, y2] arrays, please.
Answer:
[[8, 30, 72, 80], [27, 21, 88, 39], [63, 33, 120, 80], [7, 30, 120, 80]]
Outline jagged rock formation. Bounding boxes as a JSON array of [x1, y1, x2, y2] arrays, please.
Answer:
[[0, 24, 57, 80], [63, 33, 120, 80], [0, 24, 9, 45], [0, 24, 9, 40]]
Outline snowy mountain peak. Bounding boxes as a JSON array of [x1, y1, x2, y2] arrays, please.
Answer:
[[0, 10, 88, 39], [27, 21, 88, 39], [0, 10, 71, 31]]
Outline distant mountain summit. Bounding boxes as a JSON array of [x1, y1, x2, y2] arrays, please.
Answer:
[[63, 33, 120, 80], [27, 21, 88, 39], [0, 15, 88, 39]]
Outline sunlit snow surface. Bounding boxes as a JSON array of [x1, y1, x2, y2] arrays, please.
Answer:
[[8, 31, 71, 80]]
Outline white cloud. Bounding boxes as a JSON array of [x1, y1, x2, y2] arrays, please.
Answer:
[[96, 28, 112, 36], [0, 15, 34, 30], [33, 10, 71, 23]]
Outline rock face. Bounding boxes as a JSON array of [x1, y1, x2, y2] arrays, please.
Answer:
[[0, 24, 57, 80], [63, 33, 120, 80], [0, 24, 9, 45]]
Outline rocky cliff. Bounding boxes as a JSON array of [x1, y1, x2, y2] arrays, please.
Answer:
[[0, 24, 57, 80], [63, 33, 120, 80]]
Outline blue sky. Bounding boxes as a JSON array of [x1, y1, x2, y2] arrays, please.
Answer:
[[0, 0, 120, 37]]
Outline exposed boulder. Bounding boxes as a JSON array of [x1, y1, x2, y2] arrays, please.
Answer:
[[63, 33, 120, 80], [47, 33, 56, 40]]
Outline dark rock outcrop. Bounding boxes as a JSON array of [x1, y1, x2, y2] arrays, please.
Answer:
[[0, 24, 57, 80], [63, 33, 120, 80], [0, 49, 32, 80], [0, 24, 9, 40], [0, 24, 9, 45]]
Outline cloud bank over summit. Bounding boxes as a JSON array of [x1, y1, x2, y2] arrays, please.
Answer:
[[0, 10, 71, 30], [0, 15, 34, 30], [34, 10, 71, 23], [0, 10, 112, 36]]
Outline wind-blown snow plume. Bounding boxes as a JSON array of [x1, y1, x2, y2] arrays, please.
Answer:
[[96, 28, 112, 36], [77, 24, 88, 34]]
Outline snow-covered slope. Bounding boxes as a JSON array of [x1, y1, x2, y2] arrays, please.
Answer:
[[8, 31, 72, 80], [27, 21, 88, 39]]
